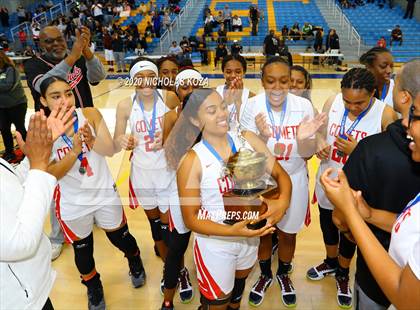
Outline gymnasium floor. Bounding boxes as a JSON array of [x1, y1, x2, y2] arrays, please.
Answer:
[[14, 67, 356, 309]]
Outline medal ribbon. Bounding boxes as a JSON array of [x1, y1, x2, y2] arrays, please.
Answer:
[[380, 82, 388, 101], [339, 98, 373, 139], [135, 91, 158, 141], [265, 95, 287, 142], [61, 112, 93, 176], [202, 134, 237, 165]]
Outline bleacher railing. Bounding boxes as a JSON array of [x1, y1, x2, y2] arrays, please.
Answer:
[[10, 0, 76, 43], [159, 0, 197, 54], [326, 0, 362, 56]]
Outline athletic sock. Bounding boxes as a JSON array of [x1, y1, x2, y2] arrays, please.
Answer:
[[335, 265, 349, 278], [325, 256, 338, 268], [259, 258, 272, 278], [277, 260, 291, 276]]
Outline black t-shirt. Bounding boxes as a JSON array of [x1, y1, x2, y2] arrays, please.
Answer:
[[264, 34, 278, 55], [24, 55, 96, 110], [343, 120, 420, 306]]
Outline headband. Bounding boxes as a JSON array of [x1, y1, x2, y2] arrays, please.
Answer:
[[130, 60, 159, 78], [175, 69, 203, 90]]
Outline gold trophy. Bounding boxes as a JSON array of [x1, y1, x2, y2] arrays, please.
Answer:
[[223, 147, 278, 229]]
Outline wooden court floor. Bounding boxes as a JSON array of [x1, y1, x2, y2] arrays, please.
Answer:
[[15, 76, 356, 309]]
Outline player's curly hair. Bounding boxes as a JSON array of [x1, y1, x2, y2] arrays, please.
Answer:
[[359, 47, 391, 67]]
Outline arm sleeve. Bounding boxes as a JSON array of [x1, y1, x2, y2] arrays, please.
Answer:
[[30, 59, 72, 93], [0, 169, 57, 261], [85, 56, 106, 83], [0, 67, 18, 92], [408, 239, 420, 280]]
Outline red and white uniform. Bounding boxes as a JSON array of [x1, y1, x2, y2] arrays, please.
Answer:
[[315, 94, 386, 210], [128, 90, 173, 211], [191, 132, 259, 300], [242, 92, 314, 233], [383, 79, 394, 109], [52, 109, 124, 243], [216, 84, 250, 133], [389, 193, 420, 270]]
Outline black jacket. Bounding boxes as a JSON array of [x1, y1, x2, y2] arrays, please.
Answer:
[[24, 55, 96, 110], [326, 33, 340, 50], [343, 120, 420, 306]]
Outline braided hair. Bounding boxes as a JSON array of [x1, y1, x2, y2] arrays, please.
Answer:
[[359, 47, 391, 67], [340, 68, 376, 94]]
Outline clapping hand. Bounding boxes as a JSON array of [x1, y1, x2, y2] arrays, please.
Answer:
[[297, 113, 327, 141]]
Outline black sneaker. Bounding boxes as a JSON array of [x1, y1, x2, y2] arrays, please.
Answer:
[[87, 283, 106, 310], [276, 274, 296, 308], [248, 274, 273, 307], [306, 261, 336, 281], [178, 267, 193, 303], [336, 275, 352, 309], [128, 255, 146, 288]]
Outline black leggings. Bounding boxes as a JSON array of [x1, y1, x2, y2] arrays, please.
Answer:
[[0, 103, 27, 154], [319, 206, 356, 259], [164, 229, 191, 289]]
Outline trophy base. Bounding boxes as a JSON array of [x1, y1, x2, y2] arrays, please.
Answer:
[[223, 218, 268, 230], [222, 183, 278, 230], [232, 180, 267, 196]]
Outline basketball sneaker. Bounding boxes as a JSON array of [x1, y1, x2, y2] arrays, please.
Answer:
[[306, 261, 337, 280], [82, 274, 106, 310], [276, 273, 296, 308], [128, 255, 146, 288], [51, 243, 63, 261], [248, 274, 273, 307], [336, 275, 352, 309], [178, 267, 194, 303]]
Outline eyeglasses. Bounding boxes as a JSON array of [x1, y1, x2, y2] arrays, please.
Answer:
[[409, 105, 420, 126], [42, 36, 65, 44]]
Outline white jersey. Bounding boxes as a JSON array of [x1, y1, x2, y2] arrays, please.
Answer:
[[52, 109, 121, 221], [216, 84, 250, 133], [389, 193, 420, 270], [315, 94, 386, 210], [241, 92, 314, 176], [192, 132, 252, 238], [129, 89, 170, 170], [382, 79, 394, 109]]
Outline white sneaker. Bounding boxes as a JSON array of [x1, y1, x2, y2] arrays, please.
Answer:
[[51, 243, 63, 261]]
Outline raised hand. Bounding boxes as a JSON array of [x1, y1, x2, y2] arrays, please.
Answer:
[[297, 112, 327, 141], [47, 102, 76, 141], [335, 133, 357, 156], [320, 168, 355, 215], [255, 112, 271, 140], [16, 111, 53, 171], [79, 121, 95, 150]]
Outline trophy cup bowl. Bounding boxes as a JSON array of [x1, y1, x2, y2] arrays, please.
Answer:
[[223, 148, 278, 229]]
